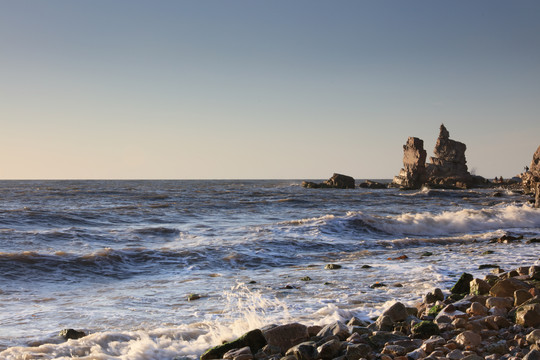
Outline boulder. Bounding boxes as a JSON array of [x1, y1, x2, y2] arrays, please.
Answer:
[[469, 278, 491, 295], [392, 137, 427, 189], [380, 302, 409, 323], [59, 329, 86, 340], [223, 346, 253, 360], [285, 341, 318, 360], [201, 329, 267, 360], [516, 304, 540, 327], [489, 277, 531, 297], [263, 323, 309, 355], [345, 343, 372, 360], [302, 173, 355, 189], [411, 321, 440, 339], [316, 339, 341, 360], [316, 321, 350, 341], [450, 273, 473, 294], [324, 173, 355, 189], [359, 180, 387, 189], [455, 330, 482, 348], [523, 350, 540, 360]]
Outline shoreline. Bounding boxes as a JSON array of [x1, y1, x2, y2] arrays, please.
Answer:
[[201, 262, 540, 360]]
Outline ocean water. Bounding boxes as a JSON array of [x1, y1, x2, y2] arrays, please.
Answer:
[[0, 180, 539, 359]]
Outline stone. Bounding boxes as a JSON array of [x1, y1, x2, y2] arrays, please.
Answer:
[[407, 348, 427, 360], [373, 315, 394, 332], [523, 349, 540, 360], [455, 331, 482, 348], [223, 346, 253, 360], [368, 332, 409, 349], [324, 263, 342, 270], [316, 321, 350, 340], [447, 349, 464, 360], [489, 278, 531, 297], [347, 316, 369, 327], [411, 321, 440, 339], [467, 302, 488, 316], [359, 180, 387, 189], [345, 343, 372, 360], [285, 341, 318, 360], [484, 340, 507, 355], [486, 297, 514, 309], [382, 344, 406, 357], [59, 328, 86, 340], [380, 302, 409, 323], [263, 323, 309, 355], [516, 304, 540, 327], [516, 289, 534, 306], [316, 339, 341, 360], [421, 336, 446, 353], [392, 137, 427, 189], [450, 273, 473, 294], [324, 173, 355, 189], [462, 355, 484, 360], [527, 329, 540, 344], [470, 278, 491, 295], [424, 288, 445, 304], [201, 329, 267, 360]]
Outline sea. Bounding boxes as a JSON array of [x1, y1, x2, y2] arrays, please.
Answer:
[[0, 180, 539, 359]]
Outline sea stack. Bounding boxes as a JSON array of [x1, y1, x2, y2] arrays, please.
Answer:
[[392, 124, 482, 189], [522, 145, 540, 207], [392, 137, 427, 190]]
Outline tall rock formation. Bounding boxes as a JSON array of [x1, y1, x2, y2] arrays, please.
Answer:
[[392, 124, 484, 189], [425, 124, 471, 188], [392, 137, 427, 189], [522, 145, 540, 208]]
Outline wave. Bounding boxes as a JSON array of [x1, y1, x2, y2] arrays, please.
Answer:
[[278, 204, 540, 240]]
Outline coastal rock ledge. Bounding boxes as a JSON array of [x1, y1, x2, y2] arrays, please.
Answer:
[[522, 145, 540, 208], [392, 124, 486, 189]]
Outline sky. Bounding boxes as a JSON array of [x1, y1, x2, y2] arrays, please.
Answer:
[[1, 1, 539, 179]]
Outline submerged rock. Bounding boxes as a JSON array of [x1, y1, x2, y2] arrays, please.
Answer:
[[59, 328, 86, 340]]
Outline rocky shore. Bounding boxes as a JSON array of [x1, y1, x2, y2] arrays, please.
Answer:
[[201, 264, 540, 360]]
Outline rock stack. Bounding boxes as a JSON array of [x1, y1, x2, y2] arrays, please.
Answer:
[[392, 125, 485, 190], [392, 137, 427, 190], [522, 145, 540, 208], [425, 125, 471, 188], [201, 264, 540, 360]]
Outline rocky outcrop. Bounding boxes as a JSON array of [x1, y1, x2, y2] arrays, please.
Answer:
[[392, 137, 427, 190], [522, 145, 540, 208], [393, 125, 486, 189], [302, 173, 355, 189], [425, 124, 472, 188]]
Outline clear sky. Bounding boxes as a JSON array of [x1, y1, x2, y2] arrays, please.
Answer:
[[1, 1, 539, 179]]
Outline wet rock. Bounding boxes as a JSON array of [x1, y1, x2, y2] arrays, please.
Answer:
[[369, 332, 409, 349], [324, 264, 342, 270], [455, 331, 482, 348], [467, 302, 488, 316], [486, 297, 514, 310], [59, 328, 86, 340], [411, 321, 440, 339], [523, 349, 540, 360], [201, 329, 267, 360], [470, 278, 491, 295], [316, 321, 350, 341], [324, 173, 355, 189], [424, 288, 445, 304], [263, 323, 309, 355], [345, 343, 372, 360], [223, 346, 253, 360], [187, 293, 202, 301], [450, 273, 473, 294], [285, 341, 318, 360], [372, 315, 394, 332], [516, 289, 534, 306], [381, 302, 409, 323], [516, 304, 540, 327], [370, 282, 387, 289], [316, 339, 341, 360], [382, 344, 406, 357], [359, 180, 387, 189], [490, 278, 531, 297], [347, 317, 369, 327]]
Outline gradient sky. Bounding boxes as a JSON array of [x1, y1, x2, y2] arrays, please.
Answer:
[[1, 1, 539, 179]]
